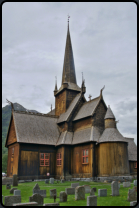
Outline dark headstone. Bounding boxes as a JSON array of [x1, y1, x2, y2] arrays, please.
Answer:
[[6, 184, 11, 189], [29, 193, 43, 205], [4, 196, 21, 206], [60, 191, 67, 202], [10, 188, 17, 194], [13, 174, 18, 186]]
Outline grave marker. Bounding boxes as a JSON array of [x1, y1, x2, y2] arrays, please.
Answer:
[[87, 196, 97, 206], [75, 186, 85, 200]]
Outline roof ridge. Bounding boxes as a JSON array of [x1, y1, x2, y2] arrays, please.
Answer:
[[82, 95, 100, 106], [14, 110, 59, 118]]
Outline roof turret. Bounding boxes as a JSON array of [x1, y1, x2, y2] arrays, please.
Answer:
[[104, 105, 115, 120]]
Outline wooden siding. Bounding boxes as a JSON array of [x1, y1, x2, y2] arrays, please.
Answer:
[[7, 143, 19, 177], [129, 161, 137, 175], [7, 117, 17, 146], [55, 146, 64, 179], [71, 143, 94, 178], [105, 119, 116, 128], [55, 90, 66, 116], [66, 90, 79, 109], [92, 100, 107, 127], [97, 142, 130, 176], [64, 146, 72, 178], [73, 117, 92, 131], [18, 143, 56, 180]]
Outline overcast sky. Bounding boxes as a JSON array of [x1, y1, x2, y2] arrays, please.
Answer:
[[2, 2, 137, 144]]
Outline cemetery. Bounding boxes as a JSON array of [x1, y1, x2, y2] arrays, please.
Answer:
[[2, 178, 137, 206]]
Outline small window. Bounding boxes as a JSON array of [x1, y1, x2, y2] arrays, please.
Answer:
[[57, 153, 62, 166], [82, 149, 89, 164], [134, 162, 137, 169], [40, 153, 50, 166], [12, 148, 14, 158]]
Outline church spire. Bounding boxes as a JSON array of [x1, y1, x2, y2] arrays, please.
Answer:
[[62, 16, 77, 85]]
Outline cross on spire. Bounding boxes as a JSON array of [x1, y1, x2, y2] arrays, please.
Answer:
[[88, 94, 92, 101]]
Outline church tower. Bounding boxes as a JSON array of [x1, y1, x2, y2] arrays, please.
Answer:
[[54, 20, 81, 116]]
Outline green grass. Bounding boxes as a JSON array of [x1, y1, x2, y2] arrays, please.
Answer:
[[2, 181, 135, 206]]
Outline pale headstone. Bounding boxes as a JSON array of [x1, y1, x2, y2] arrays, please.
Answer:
[[60, 191, 67, 202], [83, 185, 91, 193], [87, 196, 97, 206], [130, 201, 137, 206], [14, 190, 21, 196], [111, 181, 119, 196], [123, 182, 131, 188], [65, 188, 75, 195], [10, 188, 17, 194], [75, 186, 85, 200], [127, 188, 137, 202], [13, 174, 18, 186], [29, 193, 43, 205], [50, 189, 57, 198], [134, 180, 137, 186], [50, 178, 54, 184], [71, 183, 79, 188], [13, 202, 38, 206], [4, 196, 21, 206], [90, 188, 95, 196], [6, 184, 11, 189], [43, 203, 59, 206], [98, 189, 107, 197]]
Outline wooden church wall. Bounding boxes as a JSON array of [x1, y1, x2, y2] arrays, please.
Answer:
[[92, 100, 107, 127], [73, 117, 92, 132], [7, 117, 17, 146], [129, 161, 137, 175], [66, 90, 79, 109], [55, 90, 66, 116], [98, 142, 130, 176], [71, 143, 94, 178], [7, 143, 19, 177], [55, 146, 64, 179], [18, 143, 56, 180]]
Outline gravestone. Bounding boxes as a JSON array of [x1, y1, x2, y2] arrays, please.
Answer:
[[98, 189, 107, 197], [43, 203, 60, 206], [2, 177, 12, 185], [14, 190, 21, 196], [123, 182, 131, 188], [127, 188, 137, 202], [134, 180, 137, 186], [111, 181, 119, 196], [13, 202, 38, 206], [4, 196, 21, 206], [90, 188, 95, 196], [75, 186, 85, 200], [29, 193, 43, 205], [50, 189, 57, 198], [130, 201, 137, 206], [61, 179, 64, 183], [83, 185, 91, 193], [71, 183, 79, 188], [45, 179, 49, 184], [13, 174, 18, 186], [60, 191, 67, 202], [92, 187, 96, 192], [50, 178, 54, 184], [87, 196, 97, 206], [10, 188, 17, 194], [6, 184, 11, 189], [33, 183, 40, 191], [32, 183, 46, 197], [65, 188, 75, 195]]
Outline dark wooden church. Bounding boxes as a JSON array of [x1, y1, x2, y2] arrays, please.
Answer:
[[5, 22, 137, 180]]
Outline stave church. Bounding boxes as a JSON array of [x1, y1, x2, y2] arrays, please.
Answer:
[[5, 20, 137, 181]]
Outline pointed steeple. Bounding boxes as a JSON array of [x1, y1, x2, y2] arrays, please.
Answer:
[[62, 19, 77, 85], [54, 76, 58, 96], [104, 105, 116, 120]]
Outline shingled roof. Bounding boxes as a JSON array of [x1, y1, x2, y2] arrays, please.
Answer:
[[98, 128, 127, 143], [72, 126, 103, 145], [57, 92, 81, 123], [73, 96, 100, 121], [8, 111, 60, 146], [55, 82, 81, 96], [56, 131, 73, 146], [124, 137, 137, 161], [104, 105, 115, 120]]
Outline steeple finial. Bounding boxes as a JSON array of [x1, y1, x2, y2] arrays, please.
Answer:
[[100, 85, 105, 98], [55, 76, 57, 91], [6, 99, 14, 111]]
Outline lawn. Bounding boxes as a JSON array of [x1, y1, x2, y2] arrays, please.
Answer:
[[2, 181, 135, 206]]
